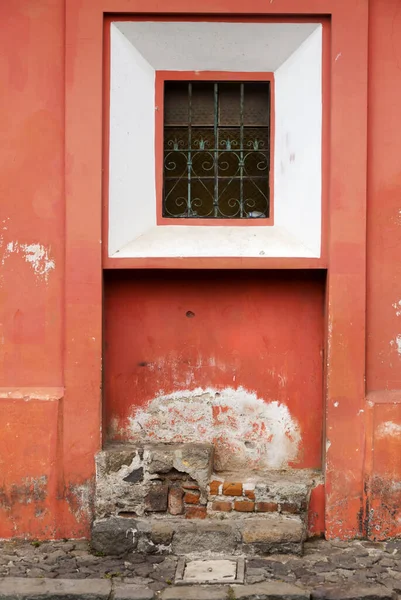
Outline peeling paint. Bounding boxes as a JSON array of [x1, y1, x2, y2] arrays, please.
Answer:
[[392, 300, 401, 317], [0, 476, 47, 510], [390, 335, 401, 354], [376, 421, 401, 438], [1, 240, 55, 281], [64, 481, 93, 523], [126, 387, 301, 471]]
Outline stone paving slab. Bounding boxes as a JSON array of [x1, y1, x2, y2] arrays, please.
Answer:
[[160, 585, 228, 599], [1, 538, 401, 598], [114, 582, 155, 600], [0, 577, 111, 599], [232, 582, 310, 599], [310, 587, 396, 600]]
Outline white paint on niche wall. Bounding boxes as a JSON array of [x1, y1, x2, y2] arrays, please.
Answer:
[[121, 387, 302, 471], [109, 21, 322, 259]]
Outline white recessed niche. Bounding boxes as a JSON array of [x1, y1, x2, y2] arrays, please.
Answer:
[[108, 21, 322, 259]]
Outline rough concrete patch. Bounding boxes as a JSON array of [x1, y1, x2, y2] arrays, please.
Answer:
[[0, 577, 111, 599]]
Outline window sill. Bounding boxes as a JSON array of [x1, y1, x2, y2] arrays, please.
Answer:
[[109, 225, 320, 259]]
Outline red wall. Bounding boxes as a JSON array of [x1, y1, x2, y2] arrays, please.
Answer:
[[104, 270, 325, 470], [0, 0, 401, 539], [364, 0, 401, 540]]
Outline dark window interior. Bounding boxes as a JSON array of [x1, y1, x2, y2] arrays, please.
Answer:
[[163, 81, 271, 219]]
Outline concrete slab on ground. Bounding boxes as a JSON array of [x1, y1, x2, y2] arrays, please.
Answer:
[[0, 577, 111, 599]]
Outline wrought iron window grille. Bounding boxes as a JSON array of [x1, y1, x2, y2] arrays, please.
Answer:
[[163, 81, 271, 220]]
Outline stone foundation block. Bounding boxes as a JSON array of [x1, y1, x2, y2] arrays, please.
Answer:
[[91, 517, 138, 555], [242, 515, 305, 544], [171, 522, 240, 555]]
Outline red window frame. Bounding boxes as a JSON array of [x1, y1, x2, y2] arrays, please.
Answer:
[[155, 71, 275, 226]]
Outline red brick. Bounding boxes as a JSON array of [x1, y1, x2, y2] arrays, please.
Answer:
[[168, 487, 184, 515], [185, 506, 207, 519], [256, 502, 278, 513], [209, 480, 221, 495], [184, 492, 200, 505], [222, 482, 243, 496], [234, 500, 255, 512], [280, 503, 299, 514], [244, 490, 255, 500], [212, 501, 232, 512]]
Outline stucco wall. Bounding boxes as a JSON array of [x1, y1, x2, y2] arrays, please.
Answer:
[[1, 0, 401, 540]]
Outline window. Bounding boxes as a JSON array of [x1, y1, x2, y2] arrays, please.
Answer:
[[163, 81, 271, 219]]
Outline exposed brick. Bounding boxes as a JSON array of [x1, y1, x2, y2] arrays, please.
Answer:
[[209, 480, 222, 495], [280, 503, 299, 514], [168, 486, 184, 515], [234, 500, 255, 512], [244, 489, 255, 500], [256, 502, 278, 513], [212, 501, 232, 512], [184, 492, 200, 505], [223, 482, 243, 496], [145, 483, 169, 512], [185, 506, 207, 519]]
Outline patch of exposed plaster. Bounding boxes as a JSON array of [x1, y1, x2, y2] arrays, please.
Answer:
[[393, 300, 401, 317], [0, 476, 47, 510], [1, 241, 55, 281], [390, 335, 401, 354], [65, 481, 93, 523], [376, 421, 401, 438], [126, 387, 301, 471]]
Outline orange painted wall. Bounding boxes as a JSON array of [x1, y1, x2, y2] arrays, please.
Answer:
[[0, 0, 400, 540], [364, 0, 401, 540]]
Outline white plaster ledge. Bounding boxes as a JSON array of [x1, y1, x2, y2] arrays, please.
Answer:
[[111, 226, 318, 259]]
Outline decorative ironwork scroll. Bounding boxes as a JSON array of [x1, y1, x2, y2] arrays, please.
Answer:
[[163, 81, 271, 219]]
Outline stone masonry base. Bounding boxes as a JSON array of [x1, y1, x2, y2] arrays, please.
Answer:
[[94, 442, 320, 556]]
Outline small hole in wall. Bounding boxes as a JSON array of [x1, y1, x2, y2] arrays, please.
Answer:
[[118, 511, 138, 518], [186, 311, 195, 318], [245, 441, 256, 449]]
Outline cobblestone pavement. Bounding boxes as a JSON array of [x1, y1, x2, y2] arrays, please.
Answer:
[[1, 538, 401, 598]]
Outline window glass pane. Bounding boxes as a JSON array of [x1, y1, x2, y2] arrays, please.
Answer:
[[219, 82, 241, 126], [164, 82, 188, 126], [243, 82, 270, 126], [191, 82, 215, 126]]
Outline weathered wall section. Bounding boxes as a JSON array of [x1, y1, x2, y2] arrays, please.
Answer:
[[0, 0, 96, 539], [0, 0, 66, 538], [104, 271, 325, 472], [1, 0, 401, 540], [365, 0, 401, 540]]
